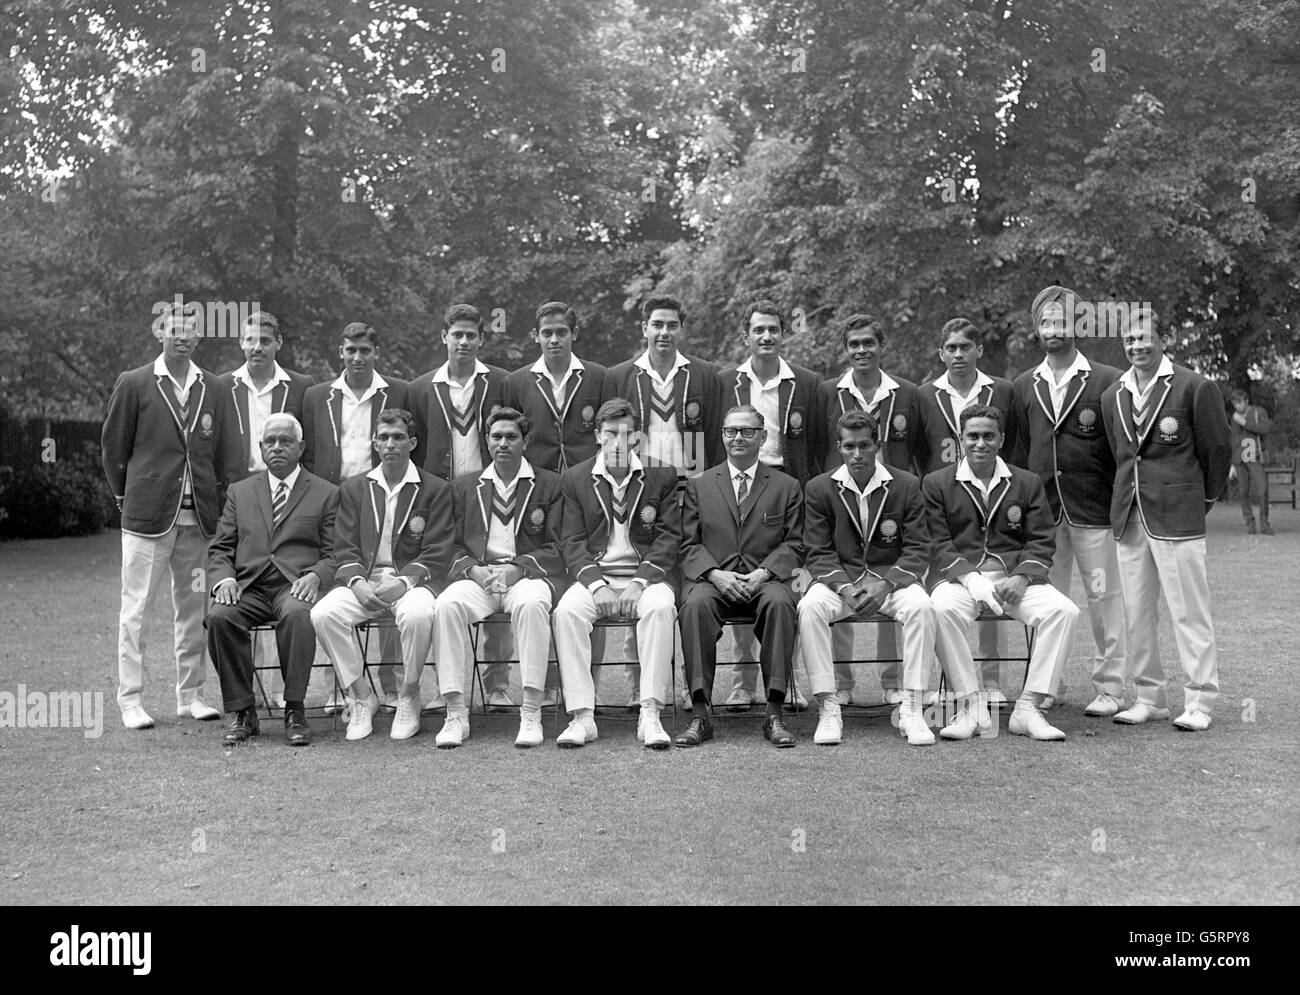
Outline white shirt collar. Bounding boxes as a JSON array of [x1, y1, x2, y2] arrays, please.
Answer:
[[331, 371, 389, 393], [956, 456, 1012, 487], [268, 465, 301, 493], [737, 357, 794, 388], [366, 460, 421, 494], [933, 369, 995, 396], [634, 350, 691, 378], [726, 460, 758, 481], [832, 461, 892, 496], [232, 361, 290, 389], [153, 354, 201, 391], [592, 450, 643, 480], [432, 359, 489, 384], [836, 368, 899, 394], [480, 458, 536, 487], [530, 353, 585, 378], [1034, 351, 1090, 384], [1119, 355, 1175, 393]]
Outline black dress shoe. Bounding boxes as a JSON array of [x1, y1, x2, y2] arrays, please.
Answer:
[[284, 706, 313, 746], [223, 708, 259, 745], [762, 713, 796, 748], [673, 715, 714, 748]]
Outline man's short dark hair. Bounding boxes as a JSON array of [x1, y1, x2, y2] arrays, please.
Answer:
[[723, 403, 764, 427], [841, 313, 885, 350], [595, 397, 640, 432], [836, 409, 879, 444], [742, 300, 786, 334], [341, 321, 380, 346], [959, 403, 1004, 433], [444, 303, 482, 330], [376, 408, 415, 435], [487, 406, 530, 437], [243, 310, 282, 339], [1230, 387, 1249, 403], [641, 295, 685, 324], [940, 318, 980, 347], [535, 301, 577, 331]]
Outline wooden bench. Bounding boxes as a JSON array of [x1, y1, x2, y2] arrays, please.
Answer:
[[1266, 457, 1297, 509]]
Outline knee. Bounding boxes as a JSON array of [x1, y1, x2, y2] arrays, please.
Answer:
[[207, 604, 242, 632]]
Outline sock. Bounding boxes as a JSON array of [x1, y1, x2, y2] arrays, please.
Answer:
[[1018, 691, 1043, 710], [350, 679, 371, 700], [815, 691, 833, 709], [766, 689, 785, 716], [691, 689, 710, 716], [284, 700, 303, 711], [522, 687, 543, 711]]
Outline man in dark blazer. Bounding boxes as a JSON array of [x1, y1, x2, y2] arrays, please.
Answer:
[[553, 398, 681, 750], [431, 407, 566, 750], [407, 303, 512, 707], [102, 309, 234, 730], [310, 408, 453, 742], [719, 300, 821, 711], [217, 311, 315, 484], [301, 322, 409, 486], [605, 294, 724, 481], [675, 405, 804, 749], [799, 410, 936, 747], [1008, 286, 1126, 717], [1228, 386, 1273, 535], [817, 313, 921, 476], [916, 317, 1019, 697], [408, 303, 509, 483], [207, 414, 338, 746], [301, 321, 409, 705], [1101, 307, 1232, 732], [923, 404, 1079, 743]]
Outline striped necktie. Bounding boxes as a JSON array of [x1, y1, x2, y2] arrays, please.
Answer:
[[272, 480, 288, 527], [491, 487, 517, 526], [735, 472, 749, 504]]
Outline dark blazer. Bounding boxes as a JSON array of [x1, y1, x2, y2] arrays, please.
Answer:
[[605, 354, 724, 475], [407, 363, 509, 480], [719, 361, 822, 483], [101, 362, 232, 538], [301, 375, 410, 484], [207, 469, 338, 594], [502, 359, 609, 474], [1008, 359, 1121, 527], [680, 462, 803, 583], [1229, 403, 1271, 465], [560, 458, 681, 591], [817, 373, 921, 475], [448, 466, 566, 603], [216, 367, 315, 483], [922, 462, 1055, 584], [1101, 364, 1232, 540], [803, 468, 930, 593], [332, 466, 453, 591], [915, 376, 1017, 476]]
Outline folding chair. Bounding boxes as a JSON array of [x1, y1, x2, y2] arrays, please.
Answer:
[[710, 615, 803, 732], [469, 611, 565, 733], [249, 622, 344, 728], [588, 616, 679, 730], [931, 609, 1036, 726]]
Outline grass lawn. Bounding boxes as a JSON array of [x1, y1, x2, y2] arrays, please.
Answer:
[[0, 504, 1296, 905]]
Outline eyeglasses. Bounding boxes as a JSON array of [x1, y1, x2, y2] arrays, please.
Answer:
[[721, 427, 760, 440]]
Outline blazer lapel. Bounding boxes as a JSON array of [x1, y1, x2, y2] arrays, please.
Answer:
[[674, 365, 692, 422], [1136, 376, 1173, 449], [742, 465, 770, 525], [936, 389, 962, 441], [1056, 369, 1089, 426], [591, 474, 613, 534], [367, 479, 385, 538], [256, 471, 274, 534], [985, 476, 1011, 523], [778, 377, 794, 434], [714, 466, 740, 527], [276, 473, 311, 528], [231, 380, 250, 448], [733, 371, 749, 407], [476, 479, 493, 542], [1032, 373, 1055, 425], [512, 478, 536, 535], [327, 388, 343, 450], [558, 367, 584, 421], [1114, 388, 1135, 447], [433, 379, 455, 431], [393, 481, 417, 540], [958, 478, 989, 524], [864, 478, 889, 543], [271, 380, 288, 414], [836, 480, 864, 540], [369, 386, 390, 466]]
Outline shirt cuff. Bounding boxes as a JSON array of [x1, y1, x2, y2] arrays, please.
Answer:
[[587, 579, 609, 593]]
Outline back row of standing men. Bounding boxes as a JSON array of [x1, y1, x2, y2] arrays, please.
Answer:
[[102, 289, 1251, 744]]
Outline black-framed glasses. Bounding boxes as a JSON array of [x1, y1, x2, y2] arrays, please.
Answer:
[[722, 427, 760, 440]]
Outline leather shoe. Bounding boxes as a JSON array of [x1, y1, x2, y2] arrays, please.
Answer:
[[284, 706, 312, 746], [762, 713, 796, 748], [673, 715, 713, 748], [223, 708, 259, 745]]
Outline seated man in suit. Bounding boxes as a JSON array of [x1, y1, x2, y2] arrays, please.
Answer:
[[923, 404, 1079, 742], [554, 398, 681, 750], [207, 414, 338, 746], [675, 404, 804, 749], [310, 408, 453, 742], [432, 407, 565, 749], [799, 410, 936, 746]]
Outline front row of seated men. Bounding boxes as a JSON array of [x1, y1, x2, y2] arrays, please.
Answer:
[[206, 396, 1079, 751]]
